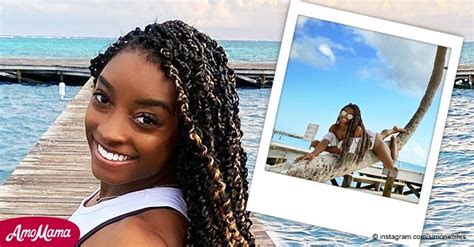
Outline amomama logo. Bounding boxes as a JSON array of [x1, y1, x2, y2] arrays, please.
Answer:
[[0, 216, 79, 247]]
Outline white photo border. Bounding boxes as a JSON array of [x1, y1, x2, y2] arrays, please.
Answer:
[[247, 1, 463, 246]]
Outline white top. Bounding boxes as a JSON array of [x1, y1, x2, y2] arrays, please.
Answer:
[[322, 130, 376, 153], [69, 187, 188, 242]]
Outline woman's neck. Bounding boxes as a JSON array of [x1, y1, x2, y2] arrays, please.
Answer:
[[338, 123, 348, 131], [99, 174, 176, 199]]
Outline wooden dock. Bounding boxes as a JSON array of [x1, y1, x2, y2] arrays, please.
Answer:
[[0, 58, 275, 88], [454, 64, 474, 89], [0, 78, 275, 245]]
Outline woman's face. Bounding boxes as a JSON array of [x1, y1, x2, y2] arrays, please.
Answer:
[[84, 50, 179, 185], [339, 107, 354, 125]]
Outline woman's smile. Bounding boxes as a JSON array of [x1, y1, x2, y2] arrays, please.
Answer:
[[98, 143, 133, 161], [98, 143, 132, 161], [93, 137, 138, 166]]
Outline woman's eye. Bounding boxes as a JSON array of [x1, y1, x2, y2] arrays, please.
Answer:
[[135, 114, 158, 126], [92, 92, 110, 105]]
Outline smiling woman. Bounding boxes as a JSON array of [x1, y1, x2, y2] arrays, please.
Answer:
[[68, 20, 254, 246]]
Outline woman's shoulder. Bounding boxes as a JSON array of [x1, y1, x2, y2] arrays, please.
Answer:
[[354, 126, 364, 137], [107, 208, 187, 246], [328, 124, 338, 132]]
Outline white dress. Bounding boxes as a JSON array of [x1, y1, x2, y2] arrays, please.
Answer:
[[322, 130, 376, 153], [69, 187, 188, 245]]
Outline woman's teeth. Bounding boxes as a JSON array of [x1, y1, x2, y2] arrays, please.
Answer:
[[98, 143, 133, 162]]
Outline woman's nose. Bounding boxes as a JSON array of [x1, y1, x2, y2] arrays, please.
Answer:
[[97, 111, 129, 145]]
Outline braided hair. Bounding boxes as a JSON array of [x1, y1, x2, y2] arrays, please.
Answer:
[[337, 103, 371, 166], [89, 20, 254, 246]]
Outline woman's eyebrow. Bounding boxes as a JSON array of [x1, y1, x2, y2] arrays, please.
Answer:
[[135, 99, 172, 114], [97, 75, 114, 92]]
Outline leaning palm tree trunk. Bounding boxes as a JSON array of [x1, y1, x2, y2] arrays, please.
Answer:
[[287, 46, 447, 182]]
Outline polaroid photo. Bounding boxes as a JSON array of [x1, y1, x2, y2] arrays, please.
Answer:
[[247, 1, 463, 246]]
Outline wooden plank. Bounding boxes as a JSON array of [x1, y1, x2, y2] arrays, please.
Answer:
[[359, 165, 424, 185], [352, 175, 405, 187], [236, 74, 257, 84]]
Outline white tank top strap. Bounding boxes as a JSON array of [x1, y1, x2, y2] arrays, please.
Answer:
[[69, 187, 188, 244]]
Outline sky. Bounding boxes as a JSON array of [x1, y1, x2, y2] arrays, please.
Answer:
[[0, 0, 472, 41], [273, 16, 447, 166]]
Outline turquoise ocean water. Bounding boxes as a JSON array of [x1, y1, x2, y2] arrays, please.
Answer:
[[0, 37, 473, 245], [0, 36, 281, 62]]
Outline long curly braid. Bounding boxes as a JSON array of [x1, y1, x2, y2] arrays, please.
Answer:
[[89, 20, 254, 246], [337, 103, 371, 166]]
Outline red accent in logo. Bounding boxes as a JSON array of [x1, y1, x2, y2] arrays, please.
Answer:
[[0, 216, 79, 247]]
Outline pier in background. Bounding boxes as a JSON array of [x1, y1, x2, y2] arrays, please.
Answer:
[[0, 58, 275, 88]]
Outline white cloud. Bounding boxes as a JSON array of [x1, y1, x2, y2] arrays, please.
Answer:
[[290, 36, 333, 68], [318, 43, 335, 62], [353, 28, 438, 96], [290, 34, 352, 68]]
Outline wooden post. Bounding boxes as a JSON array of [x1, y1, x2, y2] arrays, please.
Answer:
[[17, 70, 22, 83], [382, 167, 398, 197], [374, 182, 381, 191], [260, 74, 266, 85], [342, 174, 353, 188], [383, 177, 394, 197]]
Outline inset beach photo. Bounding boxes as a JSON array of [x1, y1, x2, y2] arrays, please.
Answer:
[[248, 1, 463, 246], [266, 16, 446, 204]]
